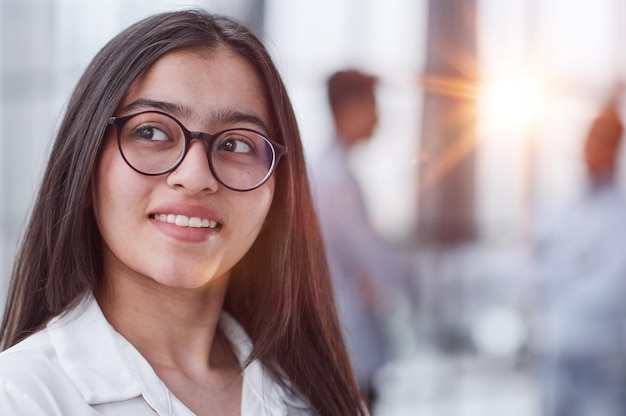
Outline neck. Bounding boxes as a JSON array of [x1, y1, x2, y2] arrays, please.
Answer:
[[335, 131, 359, 149], [95, 271, 231, 372], [588, 172, 615, 191]]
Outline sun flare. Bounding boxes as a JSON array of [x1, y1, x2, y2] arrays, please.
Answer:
[[480, 75, 543, 128]]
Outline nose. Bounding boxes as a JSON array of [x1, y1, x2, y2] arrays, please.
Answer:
[[166, 140, 219, 193]]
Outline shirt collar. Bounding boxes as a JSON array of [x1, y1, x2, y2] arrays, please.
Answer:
[[219, 314, 308, 415], [46, 293, 305, 415], [46, 293, 174, 414]]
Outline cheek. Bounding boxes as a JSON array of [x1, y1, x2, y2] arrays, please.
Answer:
[[254, 191, 273, 229], [92, 140, 117, 222], [92, 138, 144, 230], [259, 179, 275, 221], [238, 182, 274, 237]]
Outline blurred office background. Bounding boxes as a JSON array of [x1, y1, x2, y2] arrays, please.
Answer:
[[2, 0, 626, 415]]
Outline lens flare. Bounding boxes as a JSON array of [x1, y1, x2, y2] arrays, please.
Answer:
[[480, 75, 543, 128]]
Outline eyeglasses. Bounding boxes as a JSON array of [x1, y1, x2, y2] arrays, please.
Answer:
[[109, 111, 287, 192]]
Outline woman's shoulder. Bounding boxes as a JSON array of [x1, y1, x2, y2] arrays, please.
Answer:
[[0, 295, 108, 414], [0, 328, 58, 377], [0, 328, 76, 413], [0, 297, 93, 386]]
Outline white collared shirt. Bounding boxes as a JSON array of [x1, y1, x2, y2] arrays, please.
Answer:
[[0, 294, 313, 415]]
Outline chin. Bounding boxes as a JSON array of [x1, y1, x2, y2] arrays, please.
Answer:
[[152, 271, 230, 292]]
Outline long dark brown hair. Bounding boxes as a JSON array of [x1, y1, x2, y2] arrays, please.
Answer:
[[0, 10, 365, 415]]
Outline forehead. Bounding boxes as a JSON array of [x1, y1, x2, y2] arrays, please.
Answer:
[[120, 47, 271, 129]]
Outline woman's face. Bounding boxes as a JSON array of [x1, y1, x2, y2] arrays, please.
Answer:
[[93, 47, 274, 290]]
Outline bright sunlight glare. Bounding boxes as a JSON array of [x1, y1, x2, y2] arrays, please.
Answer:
[[480, 75, 543, 129]]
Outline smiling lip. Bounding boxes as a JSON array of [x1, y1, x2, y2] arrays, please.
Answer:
[[150, 213, 220, 229], [149, 204, 223, 242]]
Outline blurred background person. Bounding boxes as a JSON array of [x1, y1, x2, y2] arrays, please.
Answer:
[[531, 89, 626, 416], [310, 69, 412, 408]]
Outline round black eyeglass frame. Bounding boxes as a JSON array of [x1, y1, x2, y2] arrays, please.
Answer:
[[109, 110, 288, 192]]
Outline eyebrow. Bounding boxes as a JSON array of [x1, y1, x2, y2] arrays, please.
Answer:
[[118, 99, 191, 119], [212, 109, 270, 135], [118, 99, 271, 135]]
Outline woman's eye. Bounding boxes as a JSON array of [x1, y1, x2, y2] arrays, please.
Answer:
[[219, 137, 253, 153], [135, 125, 169, 141]]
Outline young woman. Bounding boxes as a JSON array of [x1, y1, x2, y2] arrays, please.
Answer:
[[0, 10, 366, 415]]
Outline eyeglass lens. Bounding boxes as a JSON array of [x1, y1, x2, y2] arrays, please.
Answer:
[[116, 112, 279, 191]]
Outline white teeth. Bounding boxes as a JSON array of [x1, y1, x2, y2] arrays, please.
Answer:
[[153, 214, 219, 229], [175, 216, 189, 226], [188, 217, 202, 228]]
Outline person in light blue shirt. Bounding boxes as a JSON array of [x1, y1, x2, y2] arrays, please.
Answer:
[[532, 92, 626, 416], [311, 70, 410, 407]]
